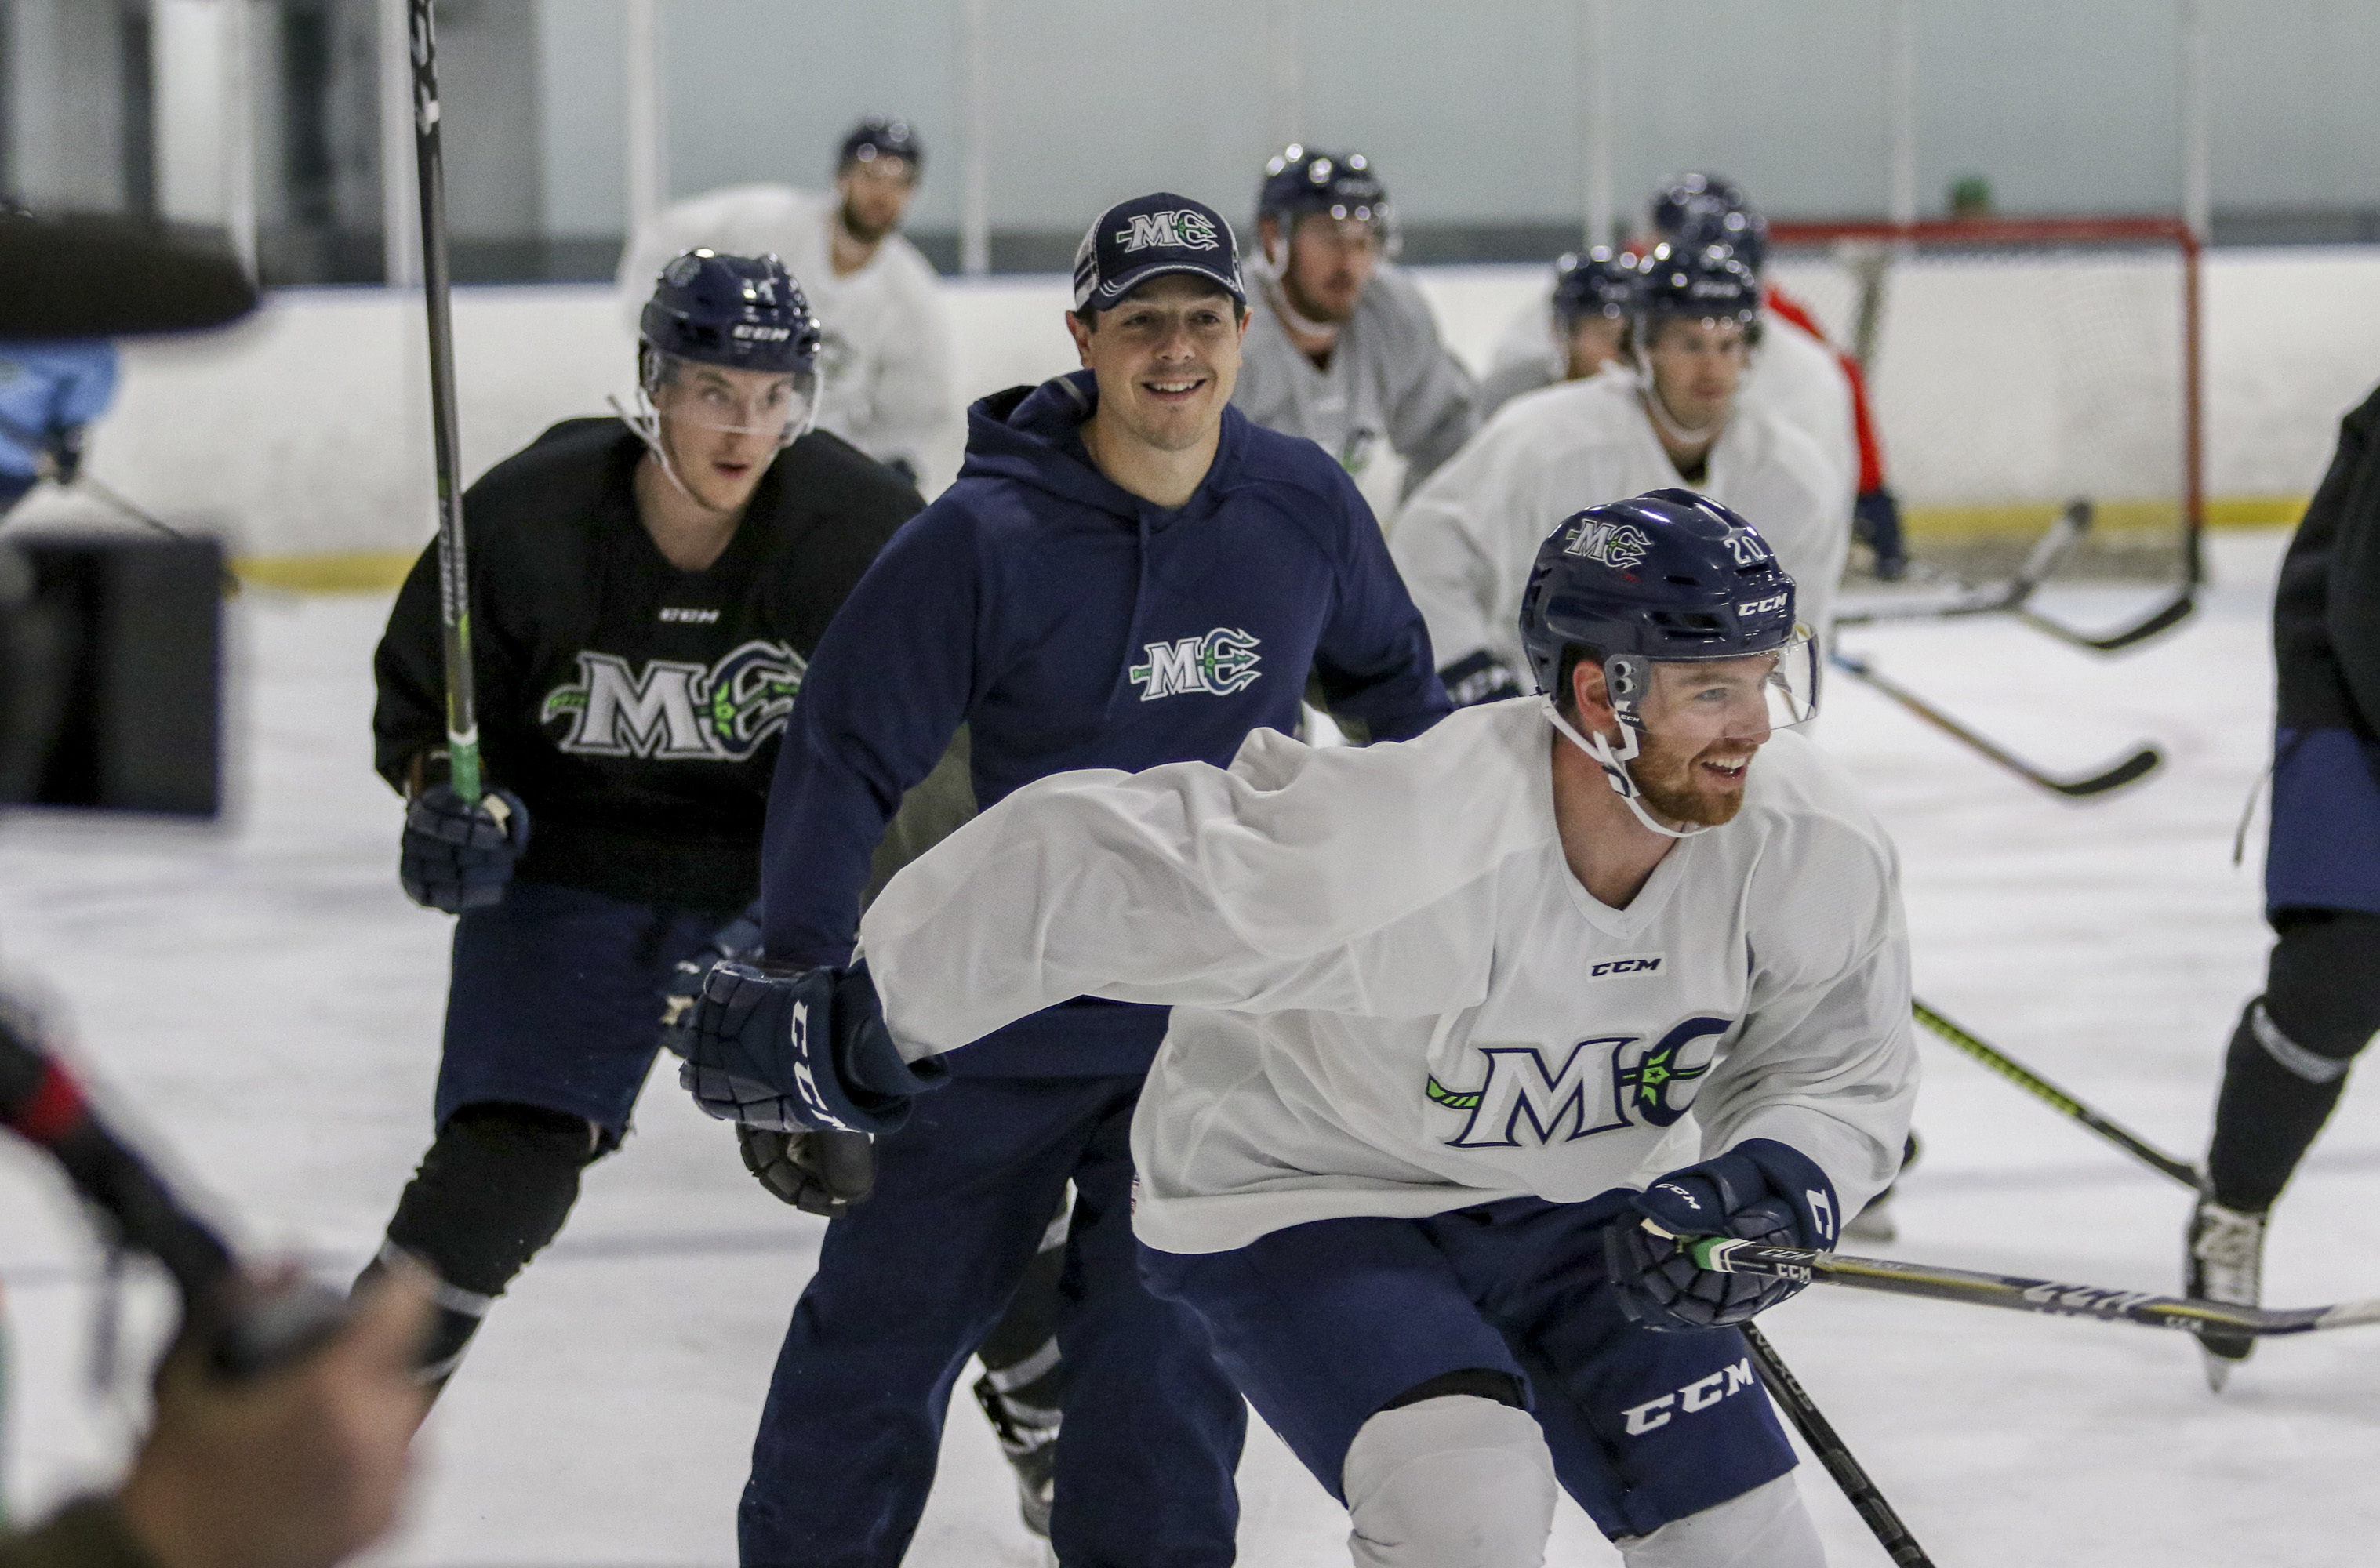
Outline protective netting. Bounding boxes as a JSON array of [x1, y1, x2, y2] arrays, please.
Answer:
[[1765, 220, 2200, 543]]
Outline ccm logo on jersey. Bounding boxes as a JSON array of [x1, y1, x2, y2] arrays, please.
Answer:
[[1736, 593, 1787, 616], [1588, 954, 1662, 980], [1621, 1358, 1758, 1436], [658, 607, 720, 624]]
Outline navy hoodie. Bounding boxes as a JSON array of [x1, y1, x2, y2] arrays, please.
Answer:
[[761, 369, 1451, 1077]]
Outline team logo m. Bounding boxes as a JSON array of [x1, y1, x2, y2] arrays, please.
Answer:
[[1564, 518, 1652, 569], [541, 640, 806, 760], [1426, 1040, 1633, 1149], [1130, 627, 1263, 700], [1120, 209, 1221, 252]]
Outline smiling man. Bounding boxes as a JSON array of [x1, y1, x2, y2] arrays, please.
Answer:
[[707, 191, 1448, 1567], [1232, 146, 1479, 503], [359, 251, 923, 1401], [683, 491, 1915, 1568], [1393, 243, 1849, 709]]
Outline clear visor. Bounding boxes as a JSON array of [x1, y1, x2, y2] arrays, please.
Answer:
[[645, 355, 820, 448], [1607, 630, 1819, 742]]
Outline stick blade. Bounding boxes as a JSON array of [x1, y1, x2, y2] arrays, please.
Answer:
[[2018, 587, 2197, 655], [2043, 743, 2164, 798]]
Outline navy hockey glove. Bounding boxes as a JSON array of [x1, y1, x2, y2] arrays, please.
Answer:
[[1853, 487, 1907, 581], [43, 424, 85, 487], [739, 1125, 877, 1218], [1602, 1139, 1840, 1332], [658, 902, 763, 1044], [1437, 649, 1528, 709], [399, 784, 530, 913], [668, 960, 944, 1136]]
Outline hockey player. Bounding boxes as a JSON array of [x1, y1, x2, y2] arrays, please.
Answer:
[[360, 251, 924, 1390], [0, 337, 117, 515], [1233, 146, 1478, 503], [2189, 380, 2380, 1388], [1392, 244, 1847, 707], [682, 191, 1448, 1567], [675, 490, 1915, 1568], [1653, 173, 1907, 579], [618, 116, 957, 488], [1477, 247, 1637, 417]]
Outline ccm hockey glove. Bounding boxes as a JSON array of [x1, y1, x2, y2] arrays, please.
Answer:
[[668, 960, 944, 1136], [1437, 649, 1528, 709], [658, 903, 763, 1040], [399, 784, 530, 913], [1603, 1139, 1840, 1332], [739, 1125, 877, 1218]]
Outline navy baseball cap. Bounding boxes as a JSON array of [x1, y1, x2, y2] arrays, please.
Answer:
[[1073, 192, 1245, 313]]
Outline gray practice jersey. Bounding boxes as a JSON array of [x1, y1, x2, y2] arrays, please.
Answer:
[[862, 699, 1918, 1255], [1232, 259, 1480, 499]]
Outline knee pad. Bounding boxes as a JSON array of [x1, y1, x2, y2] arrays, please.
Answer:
[[2266, 910, 2380, 1063], [1619, 1472, 1825, 1568], [385, 1102, 598, 1298], [1343, 1395, 1557, 1568]]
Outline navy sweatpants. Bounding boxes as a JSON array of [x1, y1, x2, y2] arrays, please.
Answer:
[[1141, 1195, 1797, 1543], [739, 1075, 1245, 1568]]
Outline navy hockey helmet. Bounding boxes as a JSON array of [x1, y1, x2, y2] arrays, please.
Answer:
[[639, 249, 823, 381], [1630, 242, 1761, 347], [1552, 247, 1633, 323], [839, 114, 923, 175], [630, 251, 823, 452], [1648, 172, 1752, 237], [1257, 145, 1399, 256], [1673, 203, 1768, 276], [1518, 488, 1810, 714]]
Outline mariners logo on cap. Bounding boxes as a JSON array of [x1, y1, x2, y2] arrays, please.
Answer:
[[1117, 209, 1222, 254]]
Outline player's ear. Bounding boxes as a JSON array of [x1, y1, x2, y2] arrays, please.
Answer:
[[1570, 658, 1617, 728], [1066, 307, 1096, 367]]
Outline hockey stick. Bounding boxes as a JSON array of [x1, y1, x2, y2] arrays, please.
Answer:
[[1740, 1325, 1933, 1568], [2008, 501, 2200, 655], [1829, 647, 2164, 798], [1700, 1240, 2380, 1340], [405, 0, 484, 804], [1911, 1000, 2203, 1189], [1836, 499, 2091, 629]]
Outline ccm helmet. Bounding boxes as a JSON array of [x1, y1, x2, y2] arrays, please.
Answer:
[[1517, 490, 1815, 835], [1552, 246, 1634, 324], [622, 250, 825, 483], [1257, 145, 1399, 259]]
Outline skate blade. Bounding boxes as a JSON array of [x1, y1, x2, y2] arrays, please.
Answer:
[[2199, 1344, 2247, 1393]]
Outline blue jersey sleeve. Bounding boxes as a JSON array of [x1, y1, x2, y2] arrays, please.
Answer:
[[1311, 477, 1452, 743], [761, 503, 980, 966], [54, 343, 118, 429]]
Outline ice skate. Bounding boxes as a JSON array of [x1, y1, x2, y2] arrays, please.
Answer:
[[2186, 1198, 2266, 1391]]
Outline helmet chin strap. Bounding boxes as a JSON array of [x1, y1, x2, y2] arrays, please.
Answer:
[[1540, 696, 1710, 840], [1632, 350, 1727, 448]]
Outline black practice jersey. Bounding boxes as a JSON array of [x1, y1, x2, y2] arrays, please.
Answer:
[[2276, 383, 2380, 742], [374, 417, 923, 909]]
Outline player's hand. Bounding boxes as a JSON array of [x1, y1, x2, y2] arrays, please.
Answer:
[[739, 1124, 877, 1217], [42, 423, 85, 487], [1853, 488, 1906, 581], [668, 959, 945, 1136], [1437, 649, 1527, 709], [399, 783, 530, 913], [658, 902, 764, 1039], [1602, 1139, 1840, 1332], [115, 1261, 434, 1568]]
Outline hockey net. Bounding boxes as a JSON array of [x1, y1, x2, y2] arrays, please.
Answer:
[[1764, 216, 2203, 579]]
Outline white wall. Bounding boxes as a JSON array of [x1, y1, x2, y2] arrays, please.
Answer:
[[27, 249, 2380, 563]]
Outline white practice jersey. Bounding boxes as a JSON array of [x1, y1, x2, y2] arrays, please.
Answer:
[[618, 184, 960, 487], [1743, 314, 1859, 509], [1478, 297, 1571, 419], [862, 700, 1916, 1254], [1390, 372, 1849, 685], [1232, 259, 1479, 500]]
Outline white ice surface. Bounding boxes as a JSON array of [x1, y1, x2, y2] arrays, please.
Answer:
[[4, 528, 2377, 1566]]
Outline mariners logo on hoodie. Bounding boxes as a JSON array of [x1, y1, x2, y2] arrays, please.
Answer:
[[1130, 627, 1263, 700]]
